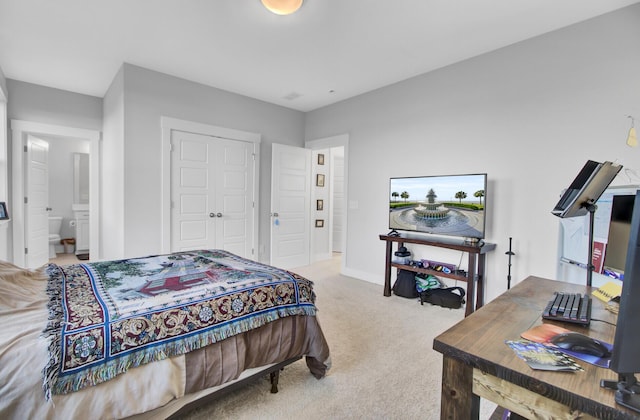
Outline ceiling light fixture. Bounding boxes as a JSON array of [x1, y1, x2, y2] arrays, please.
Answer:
[[261, 0, 303, 15]]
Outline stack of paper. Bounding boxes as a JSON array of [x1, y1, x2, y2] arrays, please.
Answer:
[[592, 281, 622, 303]]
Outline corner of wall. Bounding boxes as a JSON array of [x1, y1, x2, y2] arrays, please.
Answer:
[[101, 66, 126, 259], [0, 65, 9, 261]]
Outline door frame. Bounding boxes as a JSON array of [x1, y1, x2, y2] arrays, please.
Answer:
[[11, 120, 101, 267], [160, 117, 261, 255], [305, 134, 349, 273]]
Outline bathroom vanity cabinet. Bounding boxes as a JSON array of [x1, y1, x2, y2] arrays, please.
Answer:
[[72, 207, 90, 256]]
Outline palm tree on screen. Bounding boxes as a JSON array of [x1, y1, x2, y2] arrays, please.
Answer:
[[474, 190, 485, 205]]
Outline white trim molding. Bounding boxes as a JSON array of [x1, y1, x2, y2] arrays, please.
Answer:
[[11, 120, 101, 267]]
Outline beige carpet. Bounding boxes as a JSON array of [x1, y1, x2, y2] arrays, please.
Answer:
[[180, 255, 497, 419]]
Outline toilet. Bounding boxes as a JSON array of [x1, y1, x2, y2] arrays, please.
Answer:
[[48, 216, 63, 259]]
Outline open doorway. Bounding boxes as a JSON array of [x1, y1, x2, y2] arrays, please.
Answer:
[[306, 134, 349, 272], [40, 135, 90, 265], [11, 120, 100, 268]]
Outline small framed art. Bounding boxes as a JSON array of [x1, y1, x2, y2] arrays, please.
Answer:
[[315, 219, 324, 228], [0, 202, 8, 220], [317, 154, 325, 165], [316, 199, 324, 211], [316, 174, 325, 187]]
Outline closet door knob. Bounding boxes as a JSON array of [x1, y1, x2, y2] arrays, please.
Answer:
[[216, 213, 222, 218]]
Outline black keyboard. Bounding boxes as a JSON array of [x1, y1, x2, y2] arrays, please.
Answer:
[[542, 292, 592, 325]]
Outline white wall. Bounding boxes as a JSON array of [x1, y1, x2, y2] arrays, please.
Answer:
[[305, 5, 640, 303], [117, 64, 305, 261], [102, 67, 125, 259]]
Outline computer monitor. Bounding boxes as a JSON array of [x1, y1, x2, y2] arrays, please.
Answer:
[[607, 190, 640, 413]]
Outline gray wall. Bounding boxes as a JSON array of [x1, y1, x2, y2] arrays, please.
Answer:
[[102, 66, 125, 259], [305, 4, 640, 302], [7, 80, 102, 130], [0, 67, 8, 261], [117, 64, 305, 259], [0, 66, 7, 99]]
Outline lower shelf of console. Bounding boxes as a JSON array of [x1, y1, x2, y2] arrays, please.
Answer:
[[390, 263, 470, 283]]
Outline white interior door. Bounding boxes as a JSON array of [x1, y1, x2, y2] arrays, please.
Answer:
[[170, 130, 254, 258], [271, 143, 311, 269], [25, 135, 50, 268]]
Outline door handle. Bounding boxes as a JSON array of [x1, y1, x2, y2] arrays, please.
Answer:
[[271, 212, 279, 217], [209, 213, 215, 218], [46, 207, 52, 211], [216, 213, 222, 218]]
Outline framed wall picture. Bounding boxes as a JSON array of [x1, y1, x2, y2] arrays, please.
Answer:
[[0, 202, 8, 220], [315, 219, 324, 228], [317, 153, 325, 165], [316, 199, 324, 211], [316, 174, 325, 187]]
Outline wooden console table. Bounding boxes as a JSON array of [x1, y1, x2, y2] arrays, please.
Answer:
[[433, 276, 633, 419], [379, 233, 495, 317]]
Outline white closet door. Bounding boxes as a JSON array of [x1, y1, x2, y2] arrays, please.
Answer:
[[215, 137, 254, 257], [170, 131, 254, 258]]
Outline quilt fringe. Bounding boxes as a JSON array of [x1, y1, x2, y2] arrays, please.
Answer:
[[51, 306, 316, 395], [41, 264, 66, 401], [41, 260, 317, 398]]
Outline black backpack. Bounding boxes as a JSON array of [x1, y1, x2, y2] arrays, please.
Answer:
[[392, 269, 419, 298]]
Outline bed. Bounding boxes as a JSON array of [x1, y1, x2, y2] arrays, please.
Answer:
[[0, 249, 331, 419]]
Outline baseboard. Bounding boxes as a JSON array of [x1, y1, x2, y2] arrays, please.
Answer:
[[341, 266, 384, 286]]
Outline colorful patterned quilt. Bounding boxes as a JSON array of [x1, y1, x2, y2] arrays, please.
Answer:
[[42, 250, 317, 398]]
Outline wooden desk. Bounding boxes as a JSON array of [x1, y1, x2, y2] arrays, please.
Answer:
[[380, 234, 495, 317], [433, 276, 637, 419]]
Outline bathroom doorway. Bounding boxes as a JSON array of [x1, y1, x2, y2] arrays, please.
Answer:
[[11, 120, 100, 268], [46, 137, 90, 263]]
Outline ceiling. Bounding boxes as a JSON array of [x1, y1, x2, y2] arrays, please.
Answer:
[[1, 0, 638, 112]]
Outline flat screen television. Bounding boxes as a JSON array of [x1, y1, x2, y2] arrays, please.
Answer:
[[606, 189, 640, 412], [388, 173, 487, 240]]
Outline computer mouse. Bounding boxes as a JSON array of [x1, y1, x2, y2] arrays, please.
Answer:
[[550, 332, 611, 358]]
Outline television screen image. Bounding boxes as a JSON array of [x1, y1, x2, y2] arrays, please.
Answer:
[[389, 173, 487, 239]]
